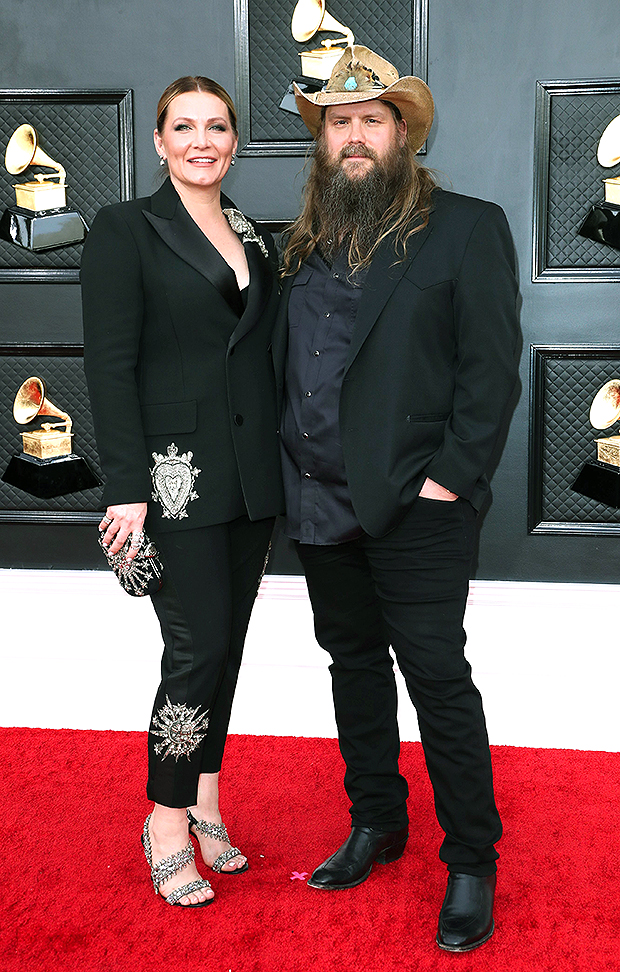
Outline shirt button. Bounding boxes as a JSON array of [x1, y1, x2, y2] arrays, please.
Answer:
[[313, 350, 320, 356], [305, 390, 312, 397], [302, 432, 309, 439], [304, 472, 311, 478], [324, 312, 330, 318], [333, 272, 339, 279]]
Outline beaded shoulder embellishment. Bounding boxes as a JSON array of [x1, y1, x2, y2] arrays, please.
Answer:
[[223, 208, 269, 259]]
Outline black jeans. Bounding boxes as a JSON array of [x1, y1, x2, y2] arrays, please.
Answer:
[[146, 515, 274, 808], [296, 496, 501, 876]]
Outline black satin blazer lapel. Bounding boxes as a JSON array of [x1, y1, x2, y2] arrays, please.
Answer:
[[143, 180, 273, 341], [228, 240, 273, 349], [143, 200, 243, 314]]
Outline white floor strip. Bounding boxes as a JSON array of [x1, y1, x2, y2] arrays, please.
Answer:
[[1, 570, 618, 751]]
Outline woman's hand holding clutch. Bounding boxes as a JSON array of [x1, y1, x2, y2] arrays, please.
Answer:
[[99, 502, 148, 563]]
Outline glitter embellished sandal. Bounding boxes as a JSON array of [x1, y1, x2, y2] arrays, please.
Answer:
[[141, 813, 214, 906], [186, 808, 249, 874]]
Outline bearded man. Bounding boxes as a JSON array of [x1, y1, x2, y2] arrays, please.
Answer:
[[272, 46, 519, 952]]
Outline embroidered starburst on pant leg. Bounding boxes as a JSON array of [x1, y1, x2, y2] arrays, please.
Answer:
[[150, 695, 210, 761]]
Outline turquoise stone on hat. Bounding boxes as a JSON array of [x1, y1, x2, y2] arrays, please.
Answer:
[[344, 76, 358, 91]]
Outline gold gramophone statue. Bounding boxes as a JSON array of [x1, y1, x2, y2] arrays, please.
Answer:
[[578, 114, 620, 250], [280, 0, 355, 115], [15, 376, 73, 459], [0, 124, 88, 251], [572, 379, 620, 507], [292, 0, 354, 80], [1, 376, 100, 499]]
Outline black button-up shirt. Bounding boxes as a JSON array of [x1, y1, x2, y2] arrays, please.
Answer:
[[281, 248, 366, 544]]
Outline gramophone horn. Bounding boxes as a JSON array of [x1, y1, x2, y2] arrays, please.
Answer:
[[13, 376, 72, 430], [291, 0, 354, 46], [5, 124, 66, 184], [597, 115, 620, 168], [589, 378, 620, 429]]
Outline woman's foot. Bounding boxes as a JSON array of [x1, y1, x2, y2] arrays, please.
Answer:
[[146, 809, 215, 906], [187, 806, 248, 873]]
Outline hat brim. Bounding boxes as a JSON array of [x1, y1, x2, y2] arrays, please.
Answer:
[[294, 77, 434, 154]]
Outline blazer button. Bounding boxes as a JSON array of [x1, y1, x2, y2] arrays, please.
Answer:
[[234, 414, 244, 426]]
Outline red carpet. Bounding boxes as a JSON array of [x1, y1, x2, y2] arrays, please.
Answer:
[[0, 730, 618, 972]]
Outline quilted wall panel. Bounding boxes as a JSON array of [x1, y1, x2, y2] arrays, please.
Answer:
[[534, 81, 620, 278], [0, 91, 132, 278], [0, 350, 103, 518], [240, 0, 419, 150], [547, 92, 620, 270], [530, 347, 620, 530]]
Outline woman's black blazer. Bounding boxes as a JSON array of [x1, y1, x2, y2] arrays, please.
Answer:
[[81, 178, 284, 533]]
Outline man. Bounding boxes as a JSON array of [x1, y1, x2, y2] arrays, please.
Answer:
[[272, 46, 519, 952]]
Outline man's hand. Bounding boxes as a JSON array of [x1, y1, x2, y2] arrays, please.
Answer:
[[418, 477, 458, 501]]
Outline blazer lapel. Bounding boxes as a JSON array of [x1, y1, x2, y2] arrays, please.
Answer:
[[144, 180, 275, 345], [144, 185, 243, 314], [345, 222, 433, 372], [272, 274, 293, 378], [228, 239, 273, 349]]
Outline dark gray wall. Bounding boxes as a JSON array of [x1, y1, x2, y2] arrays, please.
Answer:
[[1, 0, 619, 579]]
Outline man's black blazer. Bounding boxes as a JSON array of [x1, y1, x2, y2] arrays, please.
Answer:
[[272, 188, 520, 537], [81, 178, 284, 533]]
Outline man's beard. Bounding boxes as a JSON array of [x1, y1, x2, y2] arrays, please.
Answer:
[[310, 136, 410, 265]]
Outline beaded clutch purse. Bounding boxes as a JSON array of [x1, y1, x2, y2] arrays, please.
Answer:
[[97, 530, 164, 597]]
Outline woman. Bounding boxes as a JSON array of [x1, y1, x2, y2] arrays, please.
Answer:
[[81, 77, 283, 907]]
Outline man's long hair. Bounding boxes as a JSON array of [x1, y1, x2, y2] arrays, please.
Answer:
[[281, 113, 437, 276]]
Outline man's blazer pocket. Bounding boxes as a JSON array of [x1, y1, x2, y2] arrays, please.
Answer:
[[405, 412, 450, 423], [401, 270, 455, 295]]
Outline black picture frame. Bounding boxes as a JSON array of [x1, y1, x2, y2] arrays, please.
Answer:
[[532, 78, 620, 282], [0, 88, 133, 282], [234, 0, 428, 157], [529, 344, 620, 535], [0, 344, 103, 523]]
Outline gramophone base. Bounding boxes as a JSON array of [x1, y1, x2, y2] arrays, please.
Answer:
[[1, 453, 101, 499], [0, 205, 88, 252], [572, 460, 620, 508], [578, 201, 620, 251], [280, 75, 326, 115]]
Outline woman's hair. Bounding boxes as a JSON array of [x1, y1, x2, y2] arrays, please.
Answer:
[[281, 111, 437, 276], [156, 76, 238, 136]]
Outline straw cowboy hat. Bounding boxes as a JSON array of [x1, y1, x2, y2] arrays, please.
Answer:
[[294, 45, 434, 153]]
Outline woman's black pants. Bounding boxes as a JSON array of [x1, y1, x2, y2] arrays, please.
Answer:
[[296, 497, 502, 876], [145, 515, 274, 808]]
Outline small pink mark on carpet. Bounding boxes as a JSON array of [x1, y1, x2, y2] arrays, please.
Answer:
[[290, 871, 308, 881]]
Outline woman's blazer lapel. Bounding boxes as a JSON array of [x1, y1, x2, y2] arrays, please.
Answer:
[[272, 273, 294, 407], [142, 179, 245, 315], [228, 238, 274, 351], [142, 181, 275, 346]]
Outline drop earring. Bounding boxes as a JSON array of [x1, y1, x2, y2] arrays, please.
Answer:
[[230, 154, 236, 166], [159, 156, 166, 166]]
